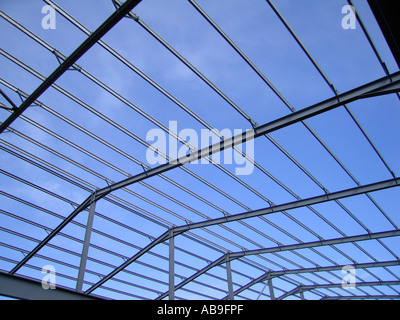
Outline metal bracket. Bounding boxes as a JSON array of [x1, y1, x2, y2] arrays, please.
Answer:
[[16, 90, 25, 104], [222, 210, 230, 217], [112, 0, 139, 21], [0, 102, 13, 111], [0, 125, 12, 134], [360, 80, 400, 98], [52, 49, 81, 71], [53, 49, 64, 65], [250, 119, 259, 129], [111, 0, 119, 10], [0, 89, 18, 111], [126, 12, 139, 21]]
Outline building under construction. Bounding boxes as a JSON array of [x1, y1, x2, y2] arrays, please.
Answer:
[[0, 0, 399, 301]]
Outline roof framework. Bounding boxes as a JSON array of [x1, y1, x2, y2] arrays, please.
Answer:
[[0, 0, 399, 300]]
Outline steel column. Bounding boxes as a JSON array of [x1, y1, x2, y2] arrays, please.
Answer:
[[268, 277, 275, 300], [169, 228, 175, 300], [76, 193, 96, 293], [226, 254, 234, 300]]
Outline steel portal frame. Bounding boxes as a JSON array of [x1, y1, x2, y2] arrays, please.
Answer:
[[0, 0, 399, 300]]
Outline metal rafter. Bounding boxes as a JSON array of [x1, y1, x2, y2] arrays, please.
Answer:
[[221, 260, 400, 300], [277, 281, 400, 300], [157, 230, 400, 300], [0, 0, 142, 134], [8, 67, 400, 277], [0, 17, 377, 289], [0, 13, 369, 290], [1, 0, 399, 301]]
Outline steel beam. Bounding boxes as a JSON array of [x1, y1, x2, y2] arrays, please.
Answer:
[[116, 0, 254, 125], [158, 230, 400, 300], [322, 295, 400, 300], [265, 0, 397, 180], [156, 256, 226, 300], [278, 281, 400, 300], [127, 185, 400, 300], [0, 0, 142, 135], [84, 230, 170, 294], [231, 230, 400, 259], [0, 272, 100, 300], [9, 71, 400, 277], [174, 178, 400, 235], [4, 0, 398, 302], [226, 260, 400, 299], [277, 287, 299, 301], [253, 275, 275, 300], [305, 280, 400, 291], [188, 0, 292, 112], [58, 70, 400, 205], [76, 193, 96, 293]]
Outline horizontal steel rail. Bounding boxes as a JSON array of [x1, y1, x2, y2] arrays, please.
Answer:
[[322, 295, 400, 300], [9, 70, 400, 276], [0, 0, 142, 134], [172, 178, 400, 234], [222, 260, 400, 299], [157, 229, 400, 299]]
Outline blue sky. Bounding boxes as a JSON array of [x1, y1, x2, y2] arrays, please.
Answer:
[[0, 0, 399, 300]]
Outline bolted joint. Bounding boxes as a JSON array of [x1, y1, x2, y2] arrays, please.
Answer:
[[128, 12, 140, 22], [114, 0, 139, 21], [168, 226, 176, 240]]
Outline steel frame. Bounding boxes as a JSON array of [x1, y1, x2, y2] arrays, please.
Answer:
[[277, 281, 400, 300], [0, 0, 399, 300], [0, 272, 100, 300], [0, 0, 143, 135]]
